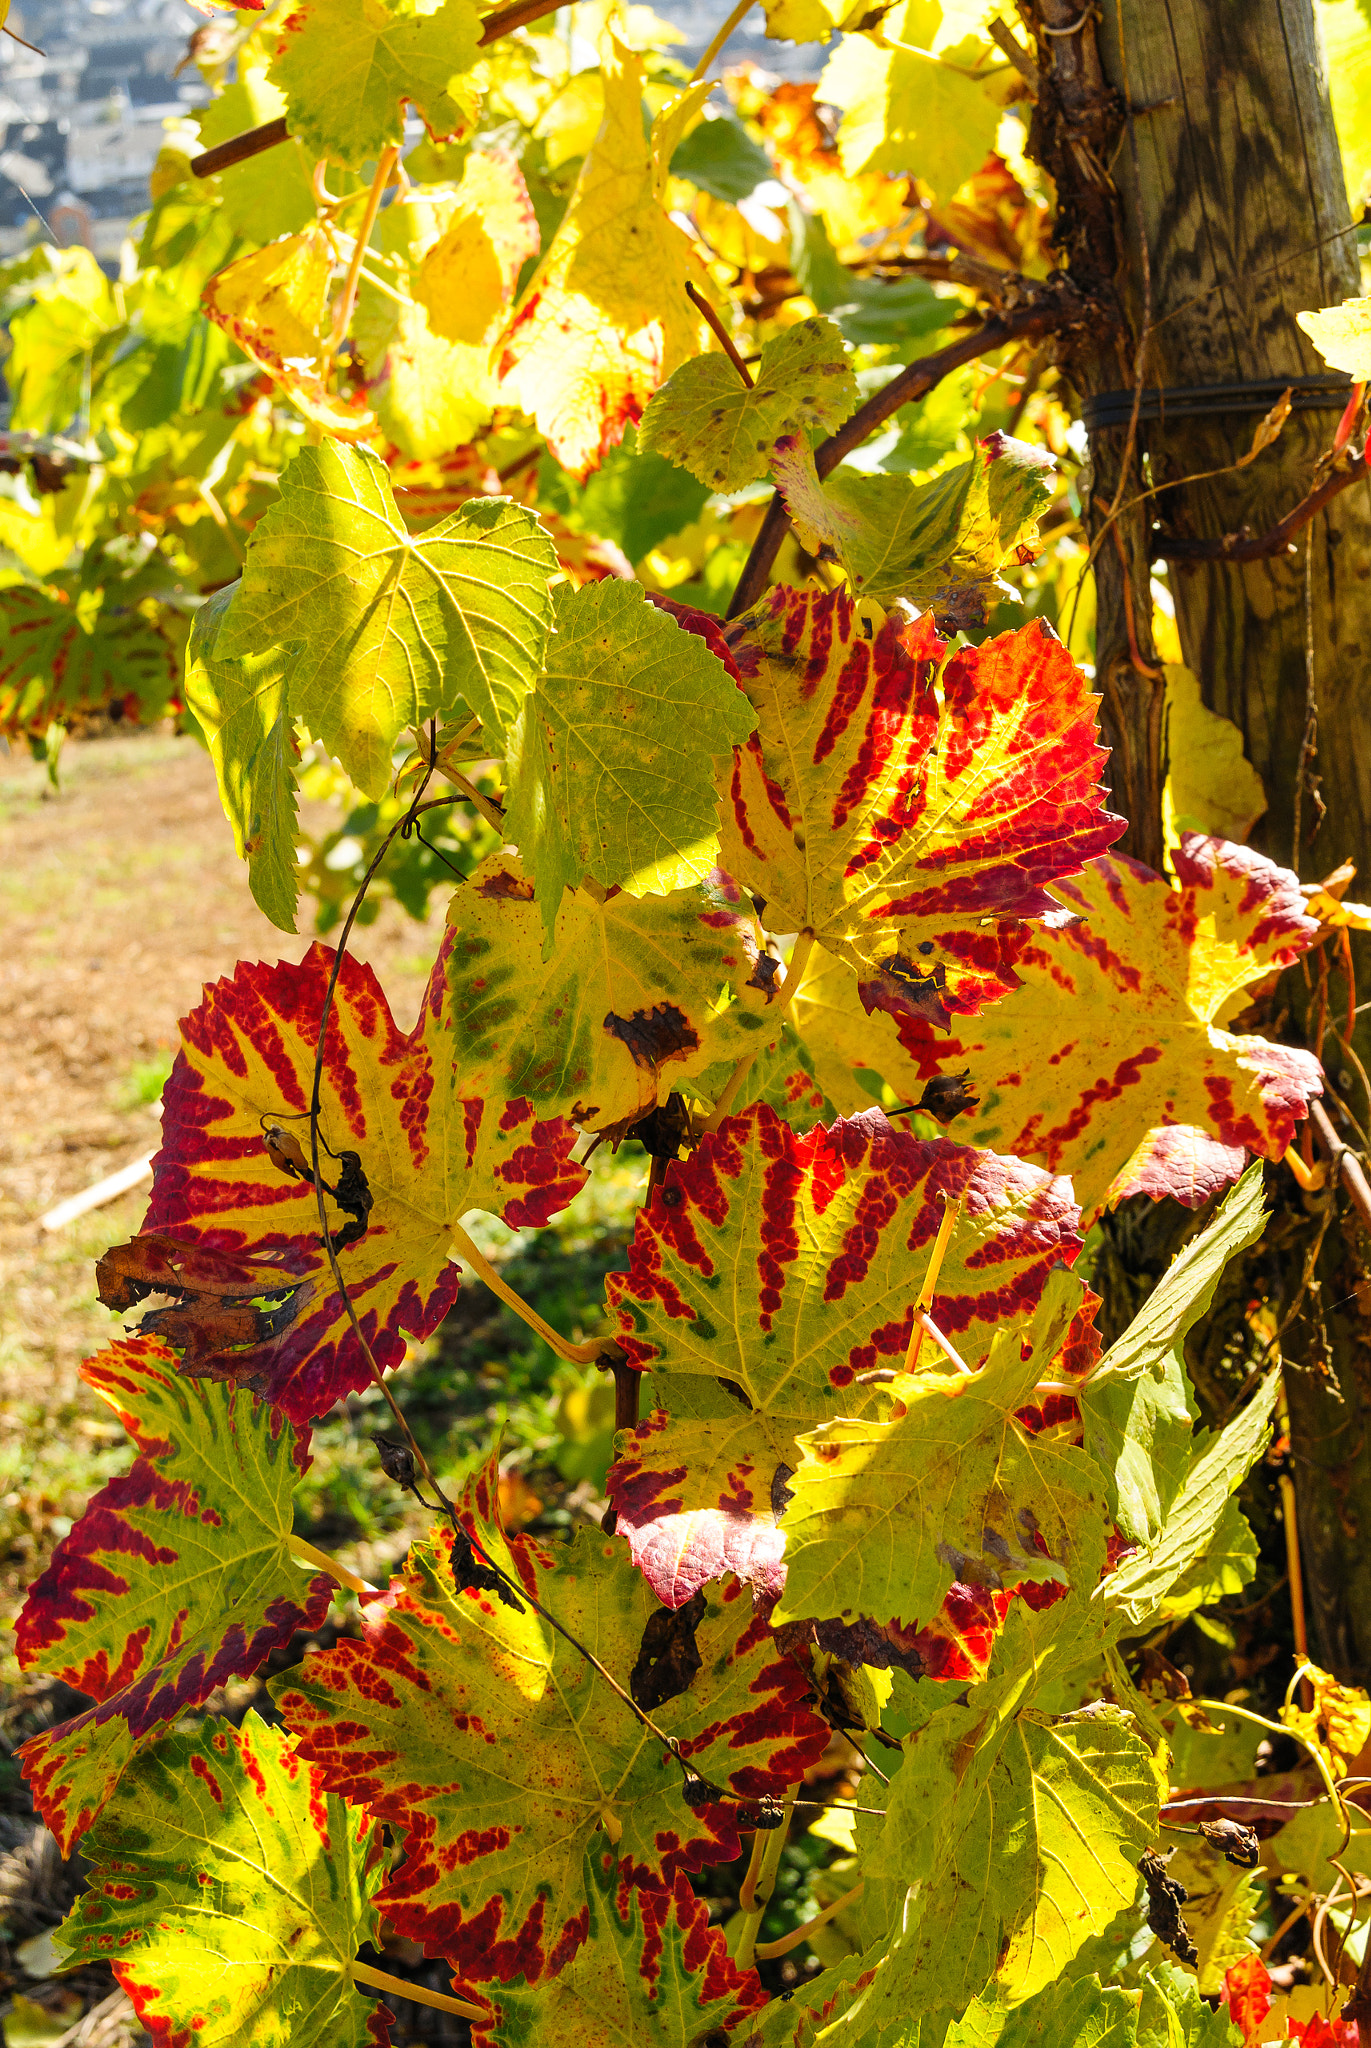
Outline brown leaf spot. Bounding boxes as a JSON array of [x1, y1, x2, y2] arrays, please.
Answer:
[[602, 1004, 699, 1070]]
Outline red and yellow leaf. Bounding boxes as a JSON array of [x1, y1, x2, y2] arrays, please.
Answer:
[[716, 591, 1123, 1027], [121, 943, 584, 1423], [14, 1335, 330, 1854], [877, 836, 1323, 1223], [276, 1461, 828, 1985], [606, 1103, 1092, 1610]]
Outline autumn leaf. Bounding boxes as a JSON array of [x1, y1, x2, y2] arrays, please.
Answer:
[[775, 1270, 1111, 1628], [269, 0, 481, 169], [414, 149, 540, 346], [186, 585, 297, 933], [276, 1460, 828, 1983], [0, 585, 179, 738], [125, 942, 584, 1423], [1296, 297, 1371, 379], [13, 1335, 330, 1855], [639, 316, 858, 493], [819, 5, 1002, 196], [606, 1101, 1092, 1609], [444, 852, 780, 1133], [202, 226, 377, 440], [472, 1849, 766, 2046], [55, 1711, 394, 2047], [886, 837, 1324, 1224], [1281, 1661, 1371, 1776], [215, 439, 559, 797], [503, 579, 757, 944], [717, 591, 1123, 1028], [496, 36, 713, 478]]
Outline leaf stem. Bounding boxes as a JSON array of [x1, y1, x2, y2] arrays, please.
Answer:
[[329, 144, 400, 356], [689, 0, 754, 81], [286, 1533, 376, 1598], [450, 1221, 607, 1364], [685, 280, 753, 388], [753, 1879, 864, 1961], [477, 0, 564, 44], [904, 1195, 961, 1372], [432, 757, 507, 834], [731, 1792, 795, 1969], [349, 1960, 488, 2021], [1192, 1697, 1350, 1855]]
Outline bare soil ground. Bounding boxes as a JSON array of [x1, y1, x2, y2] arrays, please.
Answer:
[[0, 728, 451, 1632]]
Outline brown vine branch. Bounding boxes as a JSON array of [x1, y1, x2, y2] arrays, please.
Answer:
[[1308, 1096, 1371, 1237], [725, 292, 1081, 617], [477, 0, 563, 42], [1156, 452, 1368, 564], [191, 116, 289, 179]]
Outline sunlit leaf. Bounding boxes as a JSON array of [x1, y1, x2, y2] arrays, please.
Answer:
[[503, 579, 757, 943], [1161, 666, 1267, 852], [640, 315, 857, 493], [276, 1461, 828, 1983], [497, 37, 713, 477], [216, 440, 559, 794], [717, 590, 1122, 1028], [1296, 295, 1371, 379], [56, 1711, 392, 2047], [414, 149, 540, 345], [269, 0, 481, 169], [0, 586, 179, 739], [202, 226, 377, 439], [194, 58, 317, 244], [819, 7, 1001, 195], [473, 1848, 766, 2045], [14, 1335, 331, 1855], [118, 943, 584, 1423]]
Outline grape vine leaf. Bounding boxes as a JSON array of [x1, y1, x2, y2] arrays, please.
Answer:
[[276, 1461, 828, 1983], [1296, 298, 1371, 378], [1081, 1162, 1267, 1545], [773, 429, 1055, 619], [1101, 1369, 1278, 1630], [0, 585, 179, 738], [818, 8, 1002, 194], [214, 440, 559, 797], [497, 36, 713, 478], [117, 942, 584, 1424], [194, 54, 317, 245], [775, 1269, 1111, 1628], [503, 579, 757, 945], [717, 592, 1123, 1028], [444, 852, 779, 1132], [414, 149, 540, 347], [269, 0, 481, 169], [606, 1101, 1092, 1609], [639, 315, 858, 492], [186, 586, 298, 933], [55, 1711, 393, 2048], [889, 837, 1323, 1223], [472, 1848, 766, 2046], [13, 1334, 330, 1855], [202, 226, 377, 440]]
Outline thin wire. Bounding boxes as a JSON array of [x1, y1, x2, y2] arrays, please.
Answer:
[[1292, 521, 1319, 875]]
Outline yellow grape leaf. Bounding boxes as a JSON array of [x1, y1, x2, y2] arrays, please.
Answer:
[[369, 300, 497, 459], [649, 77, 713, 197], [414, 148, 539, 345], [535, 70, 608, 169], [194, 57, 317, 245], [641, 316, 857, 493], [1162, 665, 1267, 852], [1282, 1661, 1371, 1775], [1296, 295, 1371, 379], [1323, 0, 1371, 209], [497, 35, 712, 478], [268, 0, 482, 170], [201, 227, 375, 439], [818, 6, 1001, 194]]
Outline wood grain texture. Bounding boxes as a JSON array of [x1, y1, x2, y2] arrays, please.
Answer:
[[1098, 0, 1371, 1685]]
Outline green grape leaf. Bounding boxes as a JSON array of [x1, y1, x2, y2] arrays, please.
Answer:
[[195, 61, 318, 243], [948, 1975, 1146, 2048], [269, 0, 481, 170], [217, 440, 558, 798], [13, 1335, 331, 1855], [892, 838, 1324, 1223], [607, 1102, 1097, 1610], [55, 1711, 392, 2047], [1102, 1371, 1278, 1630], [120, 942, 584, 1425], [819, 10, 1001, 194], [1082, 1163, 1267, 1545], [0, 586, 179, 738], [473, 1848, 766, 2046], [776, 1270, 1111, 1627], [669, 110, 775, 203], [1137, 1964, 1244, 2046], [1162, 1840, 1262, 1995], [444, 852, 779, 1132], [186, 584, 299, 933], [863, 1677, 1158, 2007], [773, 430, 1055, 619], [717, 591, 1122, 1028], [503, 581, 757, 945], [276, 1460, 828, 1984], [639, 316, 857, 492]]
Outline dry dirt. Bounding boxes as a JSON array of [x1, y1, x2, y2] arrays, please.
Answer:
[[0, 728, 450, 1629]]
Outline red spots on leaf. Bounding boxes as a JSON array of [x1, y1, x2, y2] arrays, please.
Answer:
[[189, 1753, 223, 1804]]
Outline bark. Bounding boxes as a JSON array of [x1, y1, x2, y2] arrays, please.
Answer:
[[1032, 0, 1371, 1682]]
